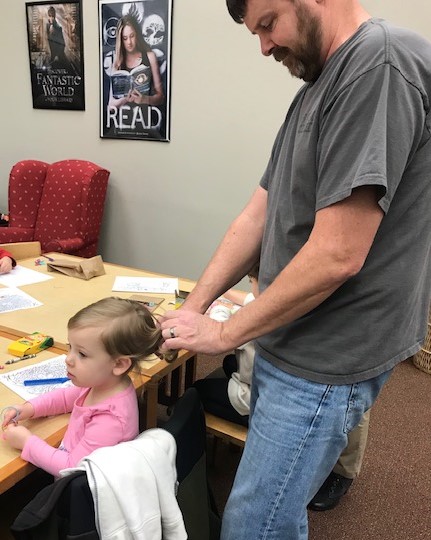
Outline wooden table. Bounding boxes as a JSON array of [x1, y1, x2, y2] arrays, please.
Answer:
[[0, 332, 71, 494], [0, 254, 198, 493], [0, 254, 197, 419], [0, 330, 152, 495], [0, 254, 195, 348]]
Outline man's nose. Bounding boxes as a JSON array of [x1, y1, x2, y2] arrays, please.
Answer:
[[260, 35, 275, 57]]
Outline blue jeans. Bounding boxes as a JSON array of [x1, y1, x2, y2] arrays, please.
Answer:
[[221, 353, 392, 540]]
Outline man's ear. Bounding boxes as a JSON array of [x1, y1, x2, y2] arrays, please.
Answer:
[[113, 356, 132, 376]]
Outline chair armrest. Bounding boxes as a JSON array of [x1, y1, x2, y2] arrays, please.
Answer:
[[44, 237, 85, 254], [0, 228, 35, 243]]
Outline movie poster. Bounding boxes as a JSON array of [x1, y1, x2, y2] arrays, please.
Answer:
[[25, 1, 85, 110], [99, 0, 172, 142]]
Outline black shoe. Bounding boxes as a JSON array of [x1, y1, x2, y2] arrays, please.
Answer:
[[308, 472, 353, 512]]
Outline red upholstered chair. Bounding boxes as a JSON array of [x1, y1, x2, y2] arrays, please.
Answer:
[[0, 159, 110, 257], [1, 160, 49, 241]]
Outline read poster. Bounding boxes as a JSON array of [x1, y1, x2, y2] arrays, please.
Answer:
[[25, 1, 85, 110], [99, 0, 172, 142]]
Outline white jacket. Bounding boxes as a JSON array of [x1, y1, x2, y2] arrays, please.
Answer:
[[62, 428, 187, 540]]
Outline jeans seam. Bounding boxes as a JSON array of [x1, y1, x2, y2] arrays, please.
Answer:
[[261, 384, 333, 539]]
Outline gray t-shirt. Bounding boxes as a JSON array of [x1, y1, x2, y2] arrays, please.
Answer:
[[256, 19, 431, 384]]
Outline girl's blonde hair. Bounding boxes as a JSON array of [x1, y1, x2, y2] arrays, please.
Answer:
[[68, 297, 161, 365]]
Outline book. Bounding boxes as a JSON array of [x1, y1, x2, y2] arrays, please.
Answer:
[[110, 64, 151, 99], [112, 276, 178, 294]]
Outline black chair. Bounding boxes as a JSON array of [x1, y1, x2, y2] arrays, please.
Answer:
[[10, 470, 97, 540], [163, 387, 221, 540], [10, 388, 220, 540]]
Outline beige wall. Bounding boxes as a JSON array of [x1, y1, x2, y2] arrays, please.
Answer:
[[1, 1, 430, 281]]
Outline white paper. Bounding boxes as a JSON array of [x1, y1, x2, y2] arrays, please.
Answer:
[[0, 265, 53, 287], [0, 287, 42, 313], [112, 276, 179, 294], [0, 355, 72, 400]]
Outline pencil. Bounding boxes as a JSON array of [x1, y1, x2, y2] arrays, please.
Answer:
[[5, 354, 37, 365]]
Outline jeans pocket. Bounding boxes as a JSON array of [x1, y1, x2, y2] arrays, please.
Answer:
[[343, 369, 393, 433]]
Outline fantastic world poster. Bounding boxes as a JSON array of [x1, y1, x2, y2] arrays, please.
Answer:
[[26, 1, 85, 110]]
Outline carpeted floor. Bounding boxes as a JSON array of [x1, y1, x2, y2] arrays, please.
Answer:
[[197, 355, 431, 540]]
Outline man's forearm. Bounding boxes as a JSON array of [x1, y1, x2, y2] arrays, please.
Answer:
[[221, 242, 345, 349], [221, 187, 384, 349], [184, 215, 262, 312]]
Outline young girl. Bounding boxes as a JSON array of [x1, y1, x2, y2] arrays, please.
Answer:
[[0, 247, 15, 274], [2, 297, 161, 477]]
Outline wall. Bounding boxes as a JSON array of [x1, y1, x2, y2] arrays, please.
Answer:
[[1, 0, 430, 282]]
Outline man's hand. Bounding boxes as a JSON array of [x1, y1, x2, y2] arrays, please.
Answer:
[[160, 309, 234, 355]]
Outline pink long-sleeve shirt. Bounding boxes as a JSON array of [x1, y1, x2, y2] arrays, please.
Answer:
[[21, 382, 139, 476]]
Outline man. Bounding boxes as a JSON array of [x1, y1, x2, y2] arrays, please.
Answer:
[[161, 0, 431, 538], [46, 6, 67, 68]]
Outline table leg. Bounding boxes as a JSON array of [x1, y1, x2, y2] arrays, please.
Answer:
[[184, 354, 197, 389], [141, 381, 159, 429]]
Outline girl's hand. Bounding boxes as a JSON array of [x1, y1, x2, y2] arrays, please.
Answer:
[[0, 256, 13, 274], [2, 406, 22, 429], [1, 403, 34, 430], [3, 424, 32, 450]]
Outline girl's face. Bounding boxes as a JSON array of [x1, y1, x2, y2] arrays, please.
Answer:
[[65, 326, 119, 389], [122, 24, 138, 53]]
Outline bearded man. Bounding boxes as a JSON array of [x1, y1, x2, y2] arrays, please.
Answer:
[[161, 1, 431, 538]]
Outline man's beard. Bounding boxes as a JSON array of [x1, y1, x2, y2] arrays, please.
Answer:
[[273, 3, 323, 82]]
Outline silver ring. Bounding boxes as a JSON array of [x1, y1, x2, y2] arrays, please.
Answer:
[[169, 327, 176, 339]]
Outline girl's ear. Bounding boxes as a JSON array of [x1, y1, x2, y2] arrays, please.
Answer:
[[113, 356, 132, 376]]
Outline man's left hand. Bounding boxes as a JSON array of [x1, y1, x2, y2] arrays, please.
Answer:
[[160, 309, 234, 355]]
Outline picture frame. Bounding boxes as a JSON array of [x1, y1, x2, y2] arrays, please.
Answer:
[[99, 0, 172, 142], [25, 0, 85, 110]]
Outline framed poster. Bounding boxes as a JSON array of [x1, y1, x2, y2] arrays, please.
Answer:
[[25, 1, 85, 110], [99, 0, 172, 142]]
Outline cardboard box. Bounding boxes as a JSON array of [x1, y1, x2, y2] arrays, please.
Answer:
[[8, 332, 54, 357]]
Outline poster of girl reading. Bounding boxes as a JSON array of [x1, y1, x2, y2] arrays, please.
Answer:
[[99, 0, 172, 141]]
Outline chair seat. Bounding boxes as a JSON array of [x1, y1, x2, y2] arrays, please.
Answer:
[[205, 412, 247, 447]]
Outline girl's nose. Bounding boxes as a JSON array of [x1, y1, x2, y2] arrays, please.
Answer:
[[65, 352, 74, 366]]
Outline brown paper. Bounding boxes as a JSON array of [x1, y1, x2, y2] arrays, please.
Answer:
[[47, 255, 106, 280]]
